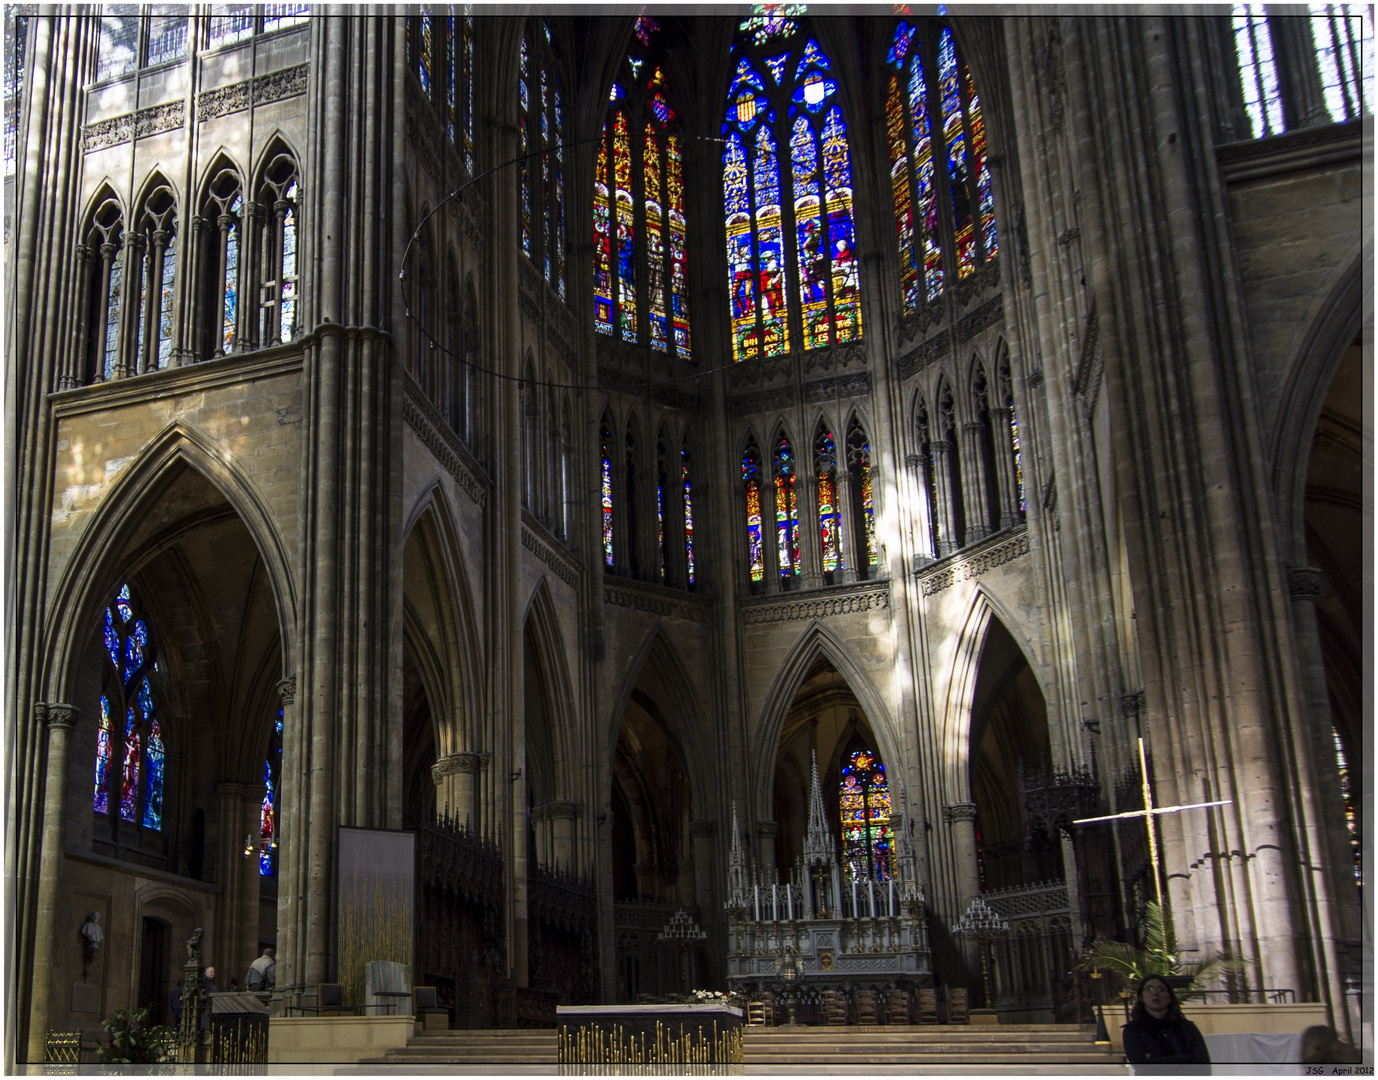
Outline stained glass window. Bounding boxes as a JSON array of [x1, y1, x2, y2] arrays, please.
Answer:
[[744, 442, 765, 582], [94, 584, 164, 831], [1010, 398, 1026, 513], [96, 7, 140, 83], [1233, 6, 1284, 138], [104, 246, 124, 381], [839, 748, 893, 882], [223, 194, 242, 352], [886, 20, 998, 312], [144, 8, 188, 68], [773, 435, 800, 579], [682, 443, 696, 587], [521, 22, 567, 299], [208, 4, 256, 48], [594, 21, 692, 358], [1334, 728, 1362, 884], [261, 3, 309, 33], [601, 418, 615, 566], [280, 180, 298, 342], [1310, 5, 1373, 123], [4, 8, 27, 179], [847, 419, 878, 572], [723, 17, 861, 361], [656, 437, 669, 581], [261, 709, 283, 875], [815, 427, 843, 575]]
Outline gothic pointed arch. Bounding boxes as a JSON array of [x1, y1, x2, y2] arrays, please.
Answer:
[[750, 622, 897, 811], [521, 578, 579, 804], [42, 424, 298, 703], [76, 183, 128, 385], [194, 155, 246, 361], [604, 626, 711, 787]]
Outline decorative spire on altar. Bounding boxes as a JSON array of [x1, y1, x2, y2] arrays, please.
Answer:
[[802, 751, 835, 870], [726, 801, 750, 912]]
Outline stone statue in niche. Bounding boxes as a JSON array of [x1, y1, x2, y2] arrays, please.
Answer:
[[185, 926, 203, 967], [80, 912, 102, 979]]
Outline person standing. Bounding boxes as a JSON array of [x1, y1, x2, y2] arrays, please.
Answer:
[[245, 947, 276, 992], [1122, 975, 1211, 1075]]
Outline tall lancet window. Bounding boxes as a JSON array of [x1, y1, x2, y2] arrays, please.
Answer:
[[847, 417, 878, 575], [773, 433, 801, 581], [260, 708, 283, 876], [600, 415, 615, 567], [408, 7, 477, 174], [743, 439, 765, 583], [1310, 5, 1373, 123], [723, 14, 862, 361], [815, 425, 844, 578], [839, 747, 892, 882], [682, 441, 696, 587], [594, 17, 692, 357], [94, 584, 166, 831], [520, 20, 567, 300], [1232, 6, 1285, 137], [886, 20, 998, 315]]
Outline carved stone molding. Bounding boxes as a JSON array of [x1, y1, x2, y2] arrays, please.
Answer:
[[216, 781, 260, 801], [276, 677, 296, 707], [943, 802, 978, 824], [896, 329, 952, 382], [1286, 565, 1322, 600], [896, 300, 949, 345], [689, 820, 716, 839], [254, 64, 308, 105], [521, 521, 581, 589], [804, 371, 871, 402], [731, 386, 798, 416], [917, 527, 1030, 596], [134, 102, 184, 138], [432, 752, 482, 783], [402, 380, 488, 507], [82, 114, 134, 151], [603, 581, 713, 623], [42, 703, 78, 729], [755, 820, 779, 838], [543, 800, 580, 820], [1121, 690, 1146, 721], [198, 81, 250, 120], [740, 581, 889, 625], [956, 294, 1004, 343]]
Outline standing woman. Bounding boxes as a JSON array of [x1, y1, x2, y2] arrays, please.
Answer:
[[1122, 975, 1212, 1074]]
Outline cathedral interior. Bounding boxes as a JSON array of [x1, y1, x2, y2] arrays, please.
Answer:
[[3, 5, 1370, 1065]]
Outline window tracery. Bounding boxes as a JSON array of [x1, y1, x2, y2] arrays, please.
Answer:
[[839, 748, 892, 882], [723, 15, 861, 361], [885, 20, 998, 315], [521, 20, 567, 300], [94, 584, 165, 833], [594, 17, 691, 358]]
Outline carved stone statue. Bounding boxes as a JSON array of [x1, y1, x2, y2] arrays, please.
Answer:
[[80, 912, 102, 978], [185, 926, 203, 967]]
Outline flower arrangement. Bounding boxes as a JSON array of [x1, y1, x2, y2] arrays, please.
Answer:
[[96, 1007, 177, 1065]]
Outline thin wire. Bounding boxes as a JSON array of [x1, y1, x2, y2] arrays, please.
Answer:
[[398, 126, 752, 395]]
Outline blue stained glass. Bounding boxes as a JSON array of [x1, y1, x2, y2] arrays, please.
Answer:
[[795, 39, 831, 76], [104, 248, 123, 381], [609, 82, 623, 102], [142, 717, 164, 830], [94, 695, 113, 813], [157, 237, 175, 368], [730, 58, 766, 97], [793, 73, 837, 112], [104, 610, 121, 668], [652, 95, 672, 124], [138, 677, 154, 719], [124, 621, 147, 680], [764, 54, 789, 83], [120, 706, 140, 822], [223, 207, 239, 351], [888, 22, 915, 65], [276, 714, 284, 735], [740, 14, 797, 45], [628, 56, 644, 77]]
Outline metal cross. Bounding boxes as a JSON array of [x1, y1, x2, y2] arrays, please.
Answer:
[[1072, 738, 1231, 910]]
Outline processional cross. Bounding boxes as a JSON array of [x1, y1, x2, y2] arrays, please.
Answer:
[[1072, 738, 1231, 910]]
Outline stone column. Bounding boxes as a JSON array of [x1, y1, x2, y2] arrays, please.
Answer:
[[689, 821, 716, 912], [529, 804, 551, 870], [215, 782, 262, 987], [272, 677, 298, 985], [27, 704, 77, 1064], [65, 244, 93, 389], [959, 421, 992, 542], [144, 229, 169, 373], [943, 802, 980, 901], [906, 454, 937, 562], [213, 213, 234, 357], [930, 439, 960, 556], [988, 404, 1020, 529], [94, 241, 118, 380], [118, 230, 146, 379], [548, 801, 579, 875], [431, 751, 481, 827], [1267, 8, 1331, 128]]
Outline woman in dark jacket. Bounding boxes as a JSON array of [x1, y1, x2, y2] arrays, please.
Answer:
[[1122, 975, 1211, 1074]]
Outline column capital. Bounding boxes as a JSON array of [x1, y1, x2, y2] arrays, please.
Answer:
[[43, 703, 78, 729], [689, 820, 716, 839], [216, 781, 259, 801], [276, 677, 297, 706], [431, 751, 482, 783], [1285, 564, 1322, 600], [942, 802, 978, 824], [755, 820, 778, 838]]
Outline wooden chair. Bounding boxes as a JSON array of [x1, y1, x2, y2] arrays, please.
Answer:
[[854, 987, 880, 1025], [757, 990, 777, 1025], [820, 988, 849, 1025], [413, 985, 449, 1030], [884, 987, 912, 1025], [916, 987, 939, 1024], [946, 986, 970, 1024], [747, 1000, 770, 1026]]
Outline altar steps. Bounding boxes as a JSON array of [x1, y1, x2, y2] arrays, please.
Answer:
[[347, 1023, 1127, 1074]]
